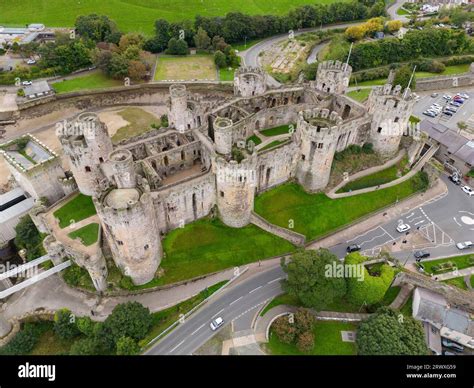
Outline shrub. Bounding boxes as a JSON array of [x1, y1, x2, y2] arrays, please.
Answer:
[[104, 302, 152, 342], [116, 336, 140, 355], [272, 316, 297, 344], [54, 309, 80, 340], [296, 330, 315, 353], [69, 338, 100, 355]]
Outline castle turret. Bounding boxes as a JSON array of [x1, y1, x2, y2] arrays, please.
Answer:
[[234, 67, 267, 97], [95, 184, 160, 285], [214, 153, 257, 228], [167, 84, 204, 132], [213, 117, 233, 155], [313, 60, 352, 95], [58, 112, 113, 197], [108, 149, 136, 189], [366, 84, 415, 157], [295, 108, 342, 191]]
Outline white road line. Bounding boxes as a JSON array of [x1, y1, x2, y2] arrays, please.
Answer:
[[406, 212, 415, 219], [191, 324, 205, 336], [346, 226, 381, 242], [168, 340, 185, 353], [229, 296, 243, 306], [359, 232, 387, 247], [453, 217, 462, 227], [268, 277, 282, 284], [249, 286, 263, 294], [415, 220, 425, 226], [212, 308, 224, 318], [380, 227, 395, 241]]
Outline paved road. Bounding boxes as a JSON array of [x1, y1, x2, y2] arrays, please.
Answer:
[[145, 266, 285, 355]]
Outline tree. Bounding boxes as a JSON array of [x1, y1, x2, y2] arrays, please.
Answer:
[[116, 336, 140, 355], [281, 249, 347, 310], [54, 309, 80, 340], [118, 33, 144, 51], [75, 14, 121, 43], [76, 316, 95, 337], [296, 330, 315, 353], [104, 302, 152, 342], [153, 19, 172, 52], [107, 52, 129, 79], [166, 38, 188, 55], [345, 25, 366, 41], [272, 316, 297, 344], [128, 60, 147, 80], [356, 307, 429, 355], [393, 65, 416, 90], [14, 215, 44, 261], [69, 338, 100, 355], [386, 20, 403, 34], [214, 50, 227, 68], [194, 27, 211, 50]]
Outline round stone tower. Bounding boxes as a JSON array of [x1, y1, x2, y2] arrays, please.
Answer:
[[58, 112, 113, 197], [108, 149, 136, 189], [214, 153, 257, 228], [366, 84, 415, 157], [94, 185, 161, 285], [234, 67, 267, 97], [213, 117, 234, 155], [167, 84, 203, 132], [295, 108, 343, 192], [314, 60, 352, 95]]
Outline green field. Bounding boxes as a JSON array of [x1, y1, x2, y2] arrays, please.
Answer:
[[112, 107, 161, 143], [259, 140, 288, 151], [266, 321, 357, 355], [0, 0, 342, 35], [154, 55, 217, 81], [135, 218, 295, 288], [346, 88, 372, 102], [260, 124, 294, 137], [219, 67, 236, 82], [51, 72, 123, 94], [443, 276, 470, 291], [254, 175, 427, 240], [421, 254, 474, 275], [67, 223, 100, 246], [53, 194, 96, 229]]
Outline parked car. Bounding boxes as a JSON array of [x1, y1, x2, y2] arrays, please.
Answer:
[[443, 94, 452, 100], [396, 223, 411, 233], [21, 80, 32, 86], [346, 244, 361, 253], [461, 185, 474, 197], [210, 317, 224, 331], [445, 106, 457, 113], [423, 111, 436, 117], [456, 241, 473, 250], [458, 93, 469, 99], [453, 97, 464, 103], [431, 93, 439, 98], [26, 59, 36, 65], [450, 101, 462, 107], [443, 110, 454, 116], [414, 250, 430, 259], [442, 339, 464, 352], [449, 174, 461, 185], [432, 103, 442, 108], [443, 351, 458, 356]]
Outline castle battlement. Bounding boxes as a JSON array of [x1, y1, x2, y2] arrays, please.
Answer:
[[235, 66, 266, 76], [169, 83, 187, 98], [370, 84, 413, 101], [318, 60, 352, 74], [298, 108, 343, 138]]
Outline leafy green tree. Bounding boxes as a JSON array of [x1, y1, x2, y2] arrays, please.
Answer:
[[282, 249, 347, 310], [107, 52, 129, 79], [75, 14, 121, 43], [393, 65, 416, 90], [357, 307, 429, 355], [76, 316, 95, 337], [214, 50, 227, 68], [166, 38, 188, 55], [194, 27, 211, 50], [296, 330, 314, 353], [104, 302, 152, 342], [69, 338, 99, 355], [116, 336, 140, 355], [54, 308, 80, 340], [154, 19, 172, 51], [14, 215, 44, 261], [272, 316, 297, 344]]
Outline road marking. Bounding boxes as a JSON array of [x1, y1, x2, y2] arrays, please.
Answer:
[[415, 220, 425, 226], [230, 296, 243, 306], [380, 227, 395, 241], [268, 277, 282, 284], [346, 226, 381, 242], [359, 232, 387, 247], [406, 212, 415, 219], [168, 340, 185, 353], [249, 286, 263, 294], [191, 324, 205, 336], [453, 217, 462, 227], [212, 308, 224, 318]]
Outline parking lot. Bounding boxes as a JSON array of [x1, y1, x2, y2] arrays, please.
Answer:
[[413, 87, 474, 131]]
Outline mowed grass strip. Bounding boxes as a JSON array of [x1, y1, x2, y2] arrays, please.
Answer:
[[146, 218, 295, 287], [0, 0, 344, 34], [67, 223, 100, 246], [154, 55, 217, 81], [53, 194, 96, 229], [346, 88, 372, 102], [267, 321, 357, 355], [421, 254, 474, 275], [255, 175, 426, 240], [51, 72, 123, 94], [260, 124, 294, 137]]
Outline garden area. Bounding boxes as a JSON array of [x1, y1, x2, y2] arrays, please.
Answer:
[[51, 71, 123, 94], [254, 172, 429, 241], [154, 55, 217, 81], [336, 156, 409, 193], [67, 223, 100, 246], [418, 254, 474, 275], [53, 194, 96, 229], [133, 217, 295, 288]]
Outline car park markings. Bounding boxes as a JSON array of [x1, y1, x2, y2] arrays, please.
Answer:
[[380, 226, 395, 241], [346, 225, 381, 243]]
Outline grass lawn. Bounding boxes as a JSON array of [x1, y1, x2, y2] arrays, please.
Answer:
[[397, 7, 410, 15], [381, 286, 401, 306], [154, 55, 217, 81], [0, 1, 344, 35], [346, 88, 372, 102], [443, 276, 469, 291], [266, 321, 357, 355], [140, 281, 227, 348], [421, 254, 474, 275], [112, 107, 161, 143], [51, 72, 122, 94], [260, 293, 302, 316], [135, 218, 295, 288], [67, 223, 100, 246], [259, 140, 288, 152], [337, 156, 409, 193], [219, 67, 236, 81], [53, 194, 96, 229], [254, 175, 426, 240], [29, 322, 76, 356], [260, 124, 294, 137], [400, 295, 413, 317], [232, 38, 264, 52], [247, 135, 263, 146]]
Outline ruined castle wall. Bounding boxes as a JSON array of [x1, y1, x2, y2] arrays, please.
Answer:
[[415, 69, 474, 92], [256, 142, 299, 192], [152, 171, 216, 233]]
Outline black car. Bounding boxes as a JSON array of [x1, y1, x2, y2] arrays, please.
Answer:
[[414, 250, 430, 259], [346, 244, 361, 253], [449, 174, 461, 185]]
